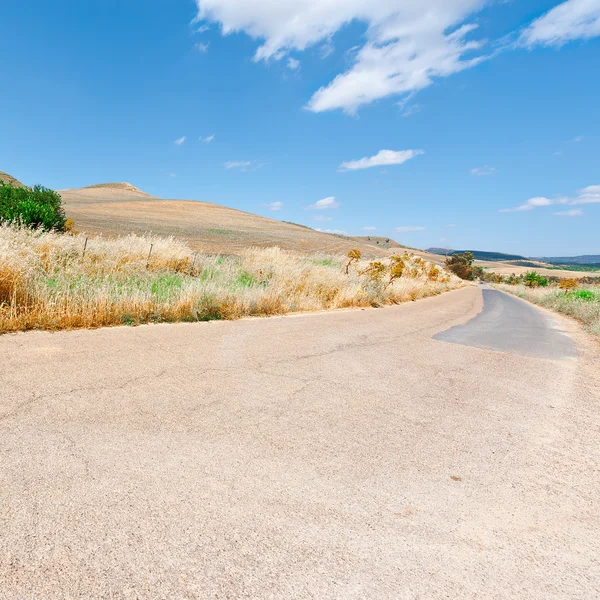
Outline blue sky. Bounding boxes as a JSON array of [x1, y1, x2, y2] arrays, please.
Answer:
[[1, 0, 599, 256]]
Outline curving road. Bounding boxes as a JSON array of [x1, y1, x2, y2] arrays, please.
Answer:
[[1, 286, 599, 598]]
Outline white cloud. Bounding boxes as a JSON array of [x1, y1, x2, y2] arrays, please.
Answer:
[[194, 1, 488, 113], [339, 149, 424, 172], [195, 24, 210, 34], [500, 196, 556, 212], [568, 135, 584, 143], [571, 185, 600, 205], [168, 173, 177, 178], [200, 134, 215, 143], [195, 42, 210, 53], [363, 226, 377, 231], [263, 201, 283, 211], [471, 165, 496, 176], [520, 0, 600, 47], [306, 196, 340, 210], [500, 185, 600, 212], [317, 228, 348, 235], [287, 57, 300, 70], [224, 160, 252, 170], [174, 136, 187, 145], [396, 226, 425, 232], [553, 209, 584, 217], [313, 215, 332, 221]]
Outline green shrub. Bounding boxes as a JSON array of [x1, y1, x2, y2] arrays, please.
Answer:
[[524, 271, 548, 287], [568, 289, 597, 302], [0, 182, 66, 231], [445, 252, 475, 280]]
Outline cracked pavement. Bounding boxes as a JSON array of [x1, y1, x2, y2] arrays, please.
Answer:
[[1, 287, 599, 598]]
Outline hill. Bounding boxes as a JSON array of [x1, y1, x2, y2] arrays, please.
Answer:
[[538, 255, 600, 267], [60, 183, 391, 257], [427, 248, 528, 262], [0, 171, 25, 188], [349, 236, 412, 250]]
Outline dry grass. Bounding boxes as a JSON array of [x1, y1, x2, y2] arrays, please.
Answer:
[[60, 185, 404, 258], [496, 283, 600, 336], [0, 225, 462, 333]]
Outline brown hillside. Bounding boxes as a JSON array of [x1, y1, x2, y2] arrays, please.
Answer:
[[0, 171, 25, 188], [60, 184, 390, 257]]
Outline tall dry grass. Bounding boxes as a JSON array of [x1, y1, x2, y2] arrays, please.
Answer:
[[0, 225, 462, 333], [496, 283, 600, 336]]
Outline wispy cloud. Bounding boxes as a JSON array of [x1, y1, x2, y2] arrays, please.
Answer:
[[263, 201, 283, 211], [519, 0, 600, 47], [195, 1, 489, 114], [306, 196, 340, 210], [471, 165, 496, 176], [363, 226, 377, 231], [567, 135, 584, 143], [287, 57, 300, 70], [168, 173, 177, 178], [313, 215, 332, 221], [225, 160, 251, 170], [553, 209, 584, 217], [396, 226, 425, 232], [500, 197, 556, 212], [401, 104, 421, 118], [174, 136, 187, 146], [195, 42, 210, 53], [339, 149, 424, 172], [200, 134, 215, 143], [500, 185, 600, 212]]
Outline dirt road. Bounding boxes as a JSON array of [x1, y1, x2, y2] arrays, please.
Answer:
[[1, 287, 599, 598]]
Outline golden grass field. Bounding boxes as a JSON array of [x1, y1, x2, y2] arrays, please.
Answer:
[[0, 224, 463, 333], [4, 176, 595, 281]]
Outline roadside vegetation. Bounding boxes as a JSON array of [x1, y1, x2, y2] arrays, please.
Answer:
[[1, 181, 67, 232], [0, 225, 462, 333]]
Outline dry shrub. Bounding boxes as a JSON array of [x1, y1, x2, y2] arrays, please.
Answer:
[[0, 225, 463, 333]]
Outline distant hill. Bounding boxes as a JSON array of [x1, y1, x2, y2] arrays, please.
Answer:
[[427, 247, 599, 269], [538, 255, 600, 267], [0, 171, 25, 188], [426, 248, 528, 262]]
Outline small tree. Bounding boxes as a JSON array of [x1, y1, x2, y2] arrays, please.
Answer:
[[445, 252, 475, 280], [345, 249, 361, 274], [384, 256, 405, 290], [0, 182, 66, 231]]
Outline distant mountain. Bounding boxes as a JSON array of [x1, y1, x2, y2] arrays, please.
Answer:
[[538, 255, 600, 267], [426, 248, 528, 262], [426, 247, 600, 268]]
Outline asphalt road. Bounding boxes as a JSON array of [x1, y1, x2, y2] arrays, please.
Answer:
[[434, 284, 577, 360], [1, 286, 599, 599]]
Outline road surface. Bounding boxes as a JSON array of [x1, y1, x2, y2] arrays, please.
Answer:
[[1, 286, 599, 599]]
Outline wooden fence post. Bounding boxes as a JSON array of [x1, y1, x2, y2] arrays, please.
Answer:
[[146, 244, 153, 269]]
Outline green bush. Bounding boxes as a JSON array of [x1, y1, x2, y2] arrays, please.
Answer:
[[0, 182, 66, 231], [524, 271, 549, 287], [445, 252, 475, 280], [568, 289, 597, 302]]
